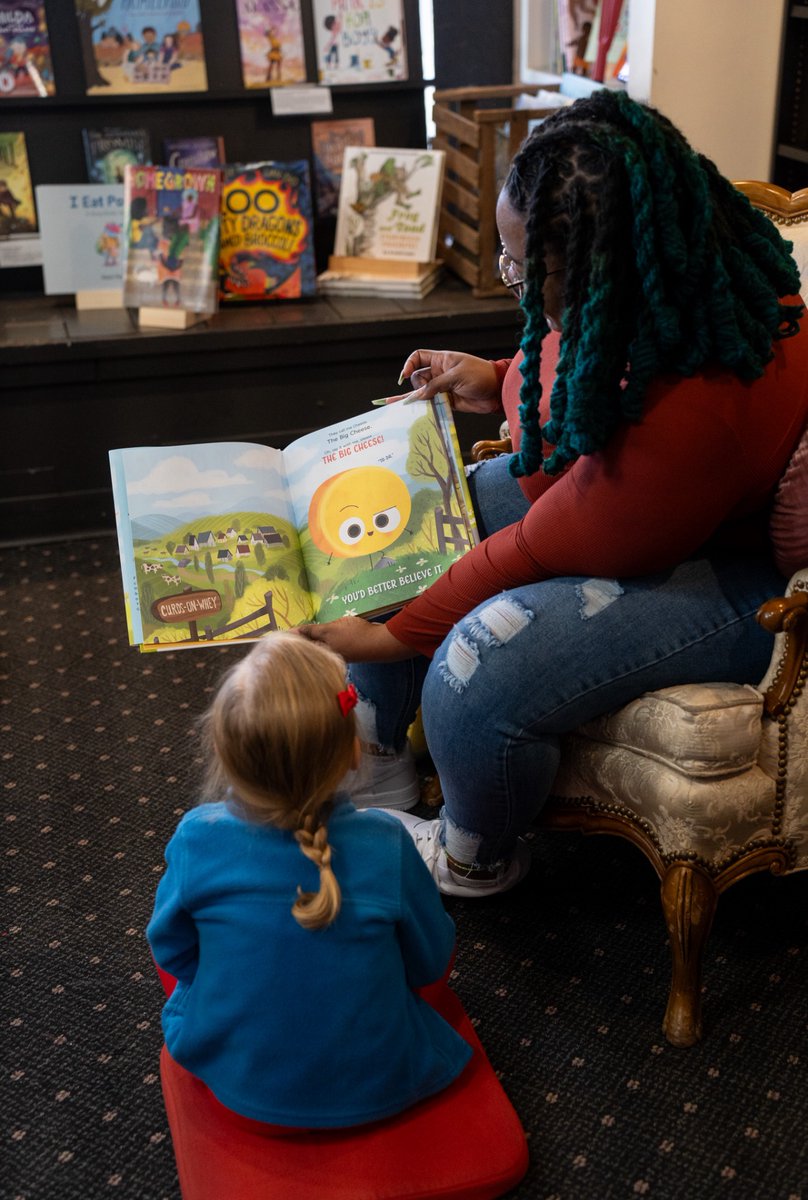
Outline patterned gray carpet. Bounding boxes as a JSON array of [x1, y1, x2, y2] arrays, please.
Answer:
[[3, 537, 807, 1200]]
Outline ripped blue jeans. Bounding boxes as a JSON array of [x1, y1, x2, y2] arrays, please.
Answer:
[[349, 454, 787, 868]]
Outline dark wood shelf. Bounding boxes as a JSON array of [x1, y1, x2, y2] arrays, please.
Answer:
[[1, 278, 522, 544]]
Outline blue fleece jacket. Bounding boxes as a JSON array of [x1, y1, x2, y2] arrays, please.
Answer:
[[147, 798, 472, 1127]]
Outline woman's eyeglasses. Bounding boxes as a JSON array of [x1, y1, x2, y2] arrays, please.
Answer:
[[499, 251, 524, 299], [499, 251, 564, 300]]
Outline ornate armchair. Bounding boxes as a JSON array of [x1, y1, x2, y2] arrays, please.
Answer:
[[469, 182, 808, 1047]]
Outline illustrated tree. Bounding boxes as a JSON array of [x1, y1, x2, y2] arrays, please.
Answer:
[[234, 561, 246, 598], [409, 488, 439, 548], [204, 551, 214, 584], [406, 414, 454, 513], [74, 0, 116, 89], [165, 541, 175, 556], [254, 543, 266, 567], [264, 564, 288, 581]]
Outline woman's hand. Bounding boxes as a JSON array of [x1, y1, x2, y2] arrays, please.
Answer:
[[381, 350, 503, 414], [295, 617, 416, 663]]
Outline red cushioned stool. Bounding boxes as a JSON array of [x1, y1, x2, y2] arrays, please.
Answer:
[[156, 967, 529, 1200]]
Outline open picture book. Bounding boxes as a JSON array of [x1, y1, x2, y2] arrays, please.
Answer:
[[109, 395, 478, 650]]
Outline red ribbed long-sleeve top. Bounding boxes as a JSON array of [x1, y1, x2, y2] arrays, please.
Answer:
[[385, 324, 808, 658]]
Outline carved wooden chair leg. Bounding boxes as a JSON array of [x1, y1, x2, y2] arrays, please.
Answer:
[[659, 862, 719, 1048]]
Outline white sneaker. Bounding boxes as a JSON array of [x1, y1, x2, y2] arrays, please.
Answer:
[[349, 743, 420, 812], [383, 811, 532, 898]]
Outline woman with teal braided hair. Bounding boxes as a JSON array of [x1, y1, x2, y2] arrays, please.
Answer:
[[300, 92, 808, 896]]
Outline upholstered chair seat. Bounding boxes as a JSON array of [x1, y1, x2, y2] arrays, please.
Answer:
[[545, 570, 808, 1047]]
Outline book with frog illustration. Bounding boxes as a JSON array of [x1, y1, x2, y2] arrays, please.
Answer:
[[332, 146, 445, 262], [109, 395, 478, 650]]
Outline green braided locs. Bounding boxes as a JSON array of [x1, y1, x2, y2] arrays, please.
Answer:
[[506, 89, 803, 480], [513, 272, 552, 478], [509, 148, 561, 479]]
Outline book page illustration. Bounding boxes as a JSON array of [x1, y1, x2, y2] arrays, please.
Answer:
[[109, 442, 313, 648], [282, 397, 476, 622]]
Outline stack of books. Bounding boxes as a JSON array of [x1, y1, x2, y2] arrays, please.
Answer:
[[316, 259, 443, 299]]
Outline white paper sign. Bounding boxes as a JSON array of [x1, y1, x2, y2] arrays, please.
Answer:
[[270, 85, 333, 116]]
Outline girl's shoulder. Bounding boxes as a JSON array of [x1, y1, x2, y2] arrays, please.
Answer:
[[172, 800, 250, 841]]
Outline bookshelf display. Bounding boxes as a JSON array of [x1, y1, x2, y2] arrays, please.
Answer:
[[0, 0, 430, 293], [0, 279, 520, 543], [0, 1, 520, 544]]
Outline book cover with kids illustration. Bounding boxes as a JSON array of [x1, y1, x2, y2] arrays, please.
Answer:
[[0, 1, 54, 96], [122, 164, 221, 313], [109, 396, 477, 650], [234, 0, 306, 89], [74, 0, 208, 95], [218, 159, 315, 301], [313, 0, 407, 85]]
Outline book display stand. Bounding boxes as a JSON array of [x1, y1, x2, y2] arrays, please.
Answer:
[[136, 307, 208, 330], [75, 289, 125, 311]]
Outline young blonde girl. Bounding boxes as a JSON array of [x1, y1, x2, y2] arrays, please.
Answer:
[[147, 634, 471, 1128]]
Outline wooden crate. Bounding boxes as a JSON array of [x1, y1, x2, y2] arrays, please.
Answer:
[[432, 84, 561, 298]]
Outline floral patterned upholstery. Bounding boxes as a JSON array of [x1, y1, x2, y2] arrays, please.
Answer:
[[551, 685, 778, 865]]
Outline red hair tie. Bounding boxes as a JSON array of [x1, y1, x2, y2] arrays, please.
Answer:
[[337, 683, 358, 717]]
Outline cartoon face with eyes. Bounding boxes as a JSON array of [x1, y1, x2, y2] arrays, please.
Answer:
[[308, 466, 411, 560]]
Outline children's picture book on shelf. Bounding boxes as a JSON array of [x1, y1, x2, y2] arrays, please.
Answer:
[[219, 159, 315, 301], [235, 0, 306, 89], [312, 0, 407, 85], [109, 395, 478, 651], [333, 146, 445, 262], [0, 130, 35, 233], [74, 0, 208, 96], [0, 1, 54, 97], [82, 127, 151, 184], [122, 164, 221, 314], [36, 183, 124, 296], [311, 117, 375, 218], [162, 135, 225, 170], [0, 130, 41, 267]]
